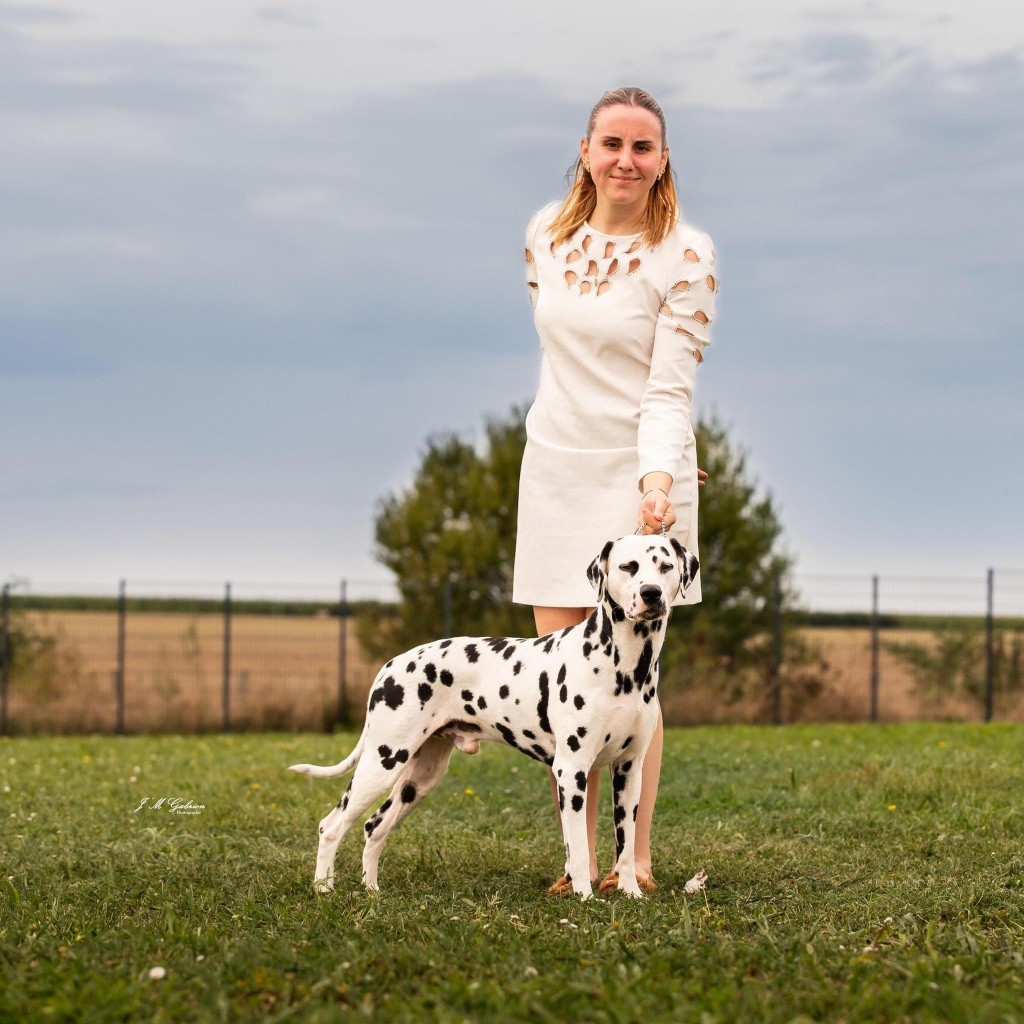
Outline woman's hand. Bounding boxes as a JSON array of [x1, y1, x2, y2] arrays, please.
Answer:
[[636, 467, 709, 533], [637, 488, 677, 535]]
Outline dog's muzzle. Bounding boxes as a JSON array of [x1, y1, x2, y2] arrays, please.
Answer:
[[636, 584, 666, 620]]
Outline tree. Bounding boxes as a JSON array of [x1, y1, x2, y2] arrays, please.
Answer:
[[357, 405, 805, 719], [355, 404, 536, 663]]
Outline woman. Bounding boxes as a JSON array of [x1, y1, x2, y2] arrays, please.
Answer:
[[511, 86, 719, 895]]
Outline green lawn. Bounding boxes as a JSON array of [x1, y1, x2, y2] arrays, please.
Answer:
[[1, 723, 1022, 1023]]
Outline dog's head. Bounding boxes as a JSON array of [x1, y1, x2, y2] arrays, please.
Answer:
[[586, 534, 700, 619]]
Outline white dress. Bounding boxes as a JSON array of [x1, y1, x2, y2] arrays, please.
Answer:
[[511, 200, 719, 608]]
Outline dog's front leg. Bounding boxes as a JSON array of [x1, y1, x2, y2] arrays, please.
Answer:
[[611, 755, 646, 898], [552, 758, 593, 899]]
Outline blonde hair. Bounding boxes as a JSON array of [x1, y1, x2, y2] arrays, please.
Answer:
[[547, 87, 680, 250]]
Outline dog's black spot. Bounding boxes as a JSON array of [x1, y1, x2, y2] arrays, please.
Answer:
[[612, 606, 626, 624], [557, 768, 562, 777], [634, 640, 654, 685], [499, 684, 510, 699], [575, 770, 587, 792], [558, 785, 565, 812], [571, 794, 584, 812], [543, 637, 555, 654], [418, 682, 433, 707], [384, 659, 394, 669], [464, 644, 479, 663], [513, 661, 523, 675], [378, 747, 409, 771], [574, 694, 586, 710], [406, 661, 417, 673], [557, 664, 567, 685], [561, 626, 572, 637], [633, 622, 650, 637], [440, 669, 454, 687], [600, 609, 613, 646], [576, 726, 587, 738], [463, 704, 476, 716], [613, 647, 620, 666], [614, 670, 633, 696], [605, 733, 611, 743], [461, 689, 473, 701], [567, 735, 580, 753], [476, 695, 487, 710], [531, 744, 553, 766], [622, 736, 633, 749], [368, 676, 405, 712], [523, 729, 535, 740], [319, 826, 324, 834], [582, 642, 591, 658], [559, 685, 568, 703], [496, 723, 516, 746], [613, 771, 627, 794], [401, 783, 417, 804], [423, 663, 437, 682], [584, 610, 599, 639], [537, 672, 552, 734], [633, 804, 638, 821], [486, 637, 508, 654], [503, 646, 516, 660], [614, 805, 626, 824], [615, 826, 625, 858]]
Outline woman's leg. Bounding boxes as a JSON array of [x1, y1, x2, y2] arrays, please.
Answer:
[[533, 604, 597, 888]]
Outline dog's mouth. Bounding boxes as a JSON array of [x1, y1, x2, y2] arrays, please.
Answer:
[[628, 602, 667, 621]]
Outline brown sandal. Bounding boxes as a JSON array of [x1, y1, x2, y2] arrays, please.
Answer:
[[597, 869, 657, 895], [546, 874, 600, 895]]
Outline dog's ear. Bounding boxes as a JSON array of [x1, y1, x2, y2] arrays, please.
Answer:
[[669, 537, 700, 595], [586, 539, 615, 600]]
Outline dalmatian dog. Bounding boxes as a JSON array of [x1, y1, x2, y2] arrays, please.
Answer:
[[289, 532, 699, 899]]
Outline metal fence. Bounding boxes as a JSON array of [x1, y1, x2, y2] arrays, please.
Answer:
[[1, 569, 1021, 735]]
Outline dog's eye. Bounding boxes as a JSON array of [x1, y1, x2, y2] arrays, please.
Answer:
[[618, 563, 631, 571]]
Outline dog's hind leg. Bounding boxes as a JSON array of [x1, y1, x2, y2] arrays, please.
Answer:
[[361, 735, 455, 892], [313, 741, 423, 893]]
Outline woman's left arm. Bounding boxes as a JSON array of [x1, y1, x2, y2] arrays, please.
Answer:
[[636, 232, 719, 520]]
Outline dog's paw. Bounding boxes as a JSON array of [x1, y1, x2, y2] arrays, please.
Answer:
[[312, 876, 335, 894]]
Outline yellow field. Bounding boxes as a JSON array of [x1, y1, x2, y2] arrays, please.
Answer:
[[5, 610, 1020, 734]]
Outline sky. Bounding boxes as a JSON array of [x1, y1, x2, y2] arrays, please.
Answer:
[[1, 0, 1022, 606]]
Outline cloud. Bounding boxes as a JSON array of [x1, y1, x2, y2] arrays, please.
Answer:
[[0, 18, 1021, 580]]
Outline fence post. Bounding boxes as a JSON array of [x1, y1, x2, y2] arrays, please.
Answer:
[[116, 579, 126, 736], [772, 570, 782, 725], [870, 574, 879, 723], [443, 576, 453, 639], [984, 567, 994, 723], [337, 579, 348, 729], [1, 583, 10, 738], [222, 582, 232, 732]]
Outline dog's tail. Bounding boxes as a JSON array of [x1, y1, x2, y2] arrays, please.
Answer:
[[288, 730, 366, 779]]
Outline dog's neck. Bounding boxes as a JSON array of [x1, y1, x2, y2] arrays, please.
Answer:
[[582, 596, 670, 691]]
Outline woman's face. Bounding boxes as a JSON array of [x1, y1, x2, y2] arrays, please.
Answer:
[[580, 104, 668, 209]]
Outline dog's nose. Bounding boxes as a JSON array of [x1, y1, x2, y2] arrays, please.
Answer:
[[639, 584, 662, 605]]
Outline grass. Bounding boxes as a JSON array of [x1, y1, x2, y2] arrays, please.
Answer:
[[1, 723, 1022, 1023]]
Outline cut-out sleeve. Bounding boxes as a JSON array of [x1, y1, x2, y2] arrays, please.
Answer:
[[636, 231, 719, 494], [524, 210, 540, 310]]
